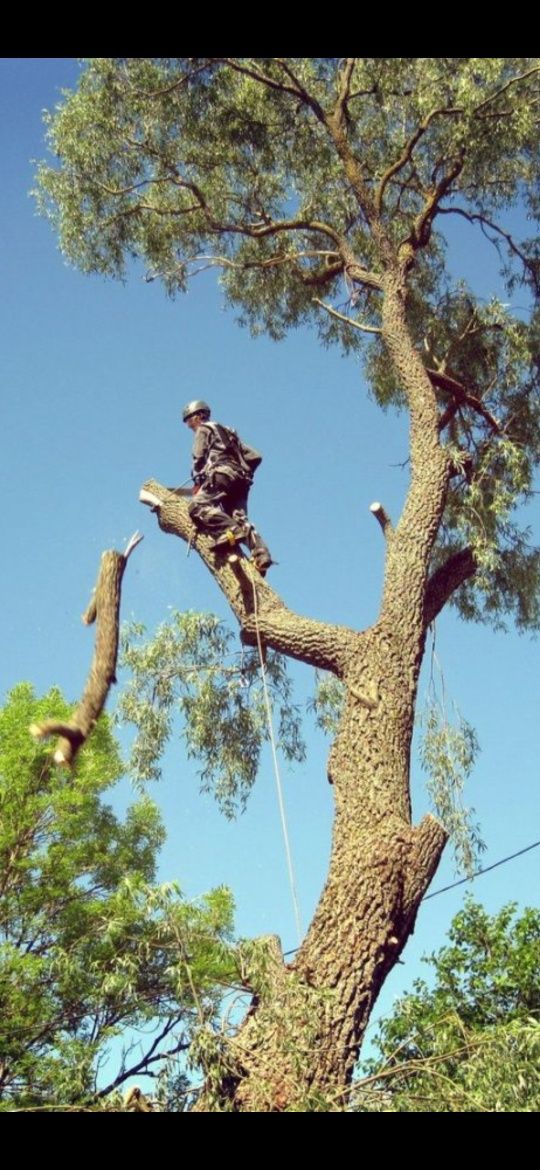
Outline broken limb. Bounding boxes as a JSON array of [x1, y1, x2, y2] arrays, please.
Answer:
[[30, 532, 143, 766]]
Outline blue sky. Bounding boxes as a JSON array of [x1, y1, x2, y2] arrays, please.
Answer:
[[1, 59, 538, 1039]]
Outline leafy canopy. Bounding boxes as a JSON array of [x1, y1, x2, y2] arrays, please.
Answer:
[[359, 898, 540, 1112], [0, 684, 237, 1110], [37, 58, 540, 630]]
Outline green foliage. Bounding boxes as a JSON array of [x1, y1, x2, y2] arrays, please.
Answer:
[[117, 611, 305, 817], [418, 637, 484, 876], [419, 700, 484, 876], [36, 58, 540, 631], [0, 684, 237, 1110], [359, 899, 540, 1112], [308, 670, 345, 736]]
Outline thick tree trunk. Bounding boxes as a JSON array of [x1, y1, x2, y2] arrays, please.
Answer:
[[140, 272, 458, 1112], [140, 483, 448, 1111], [204, 626, 447, 1111]]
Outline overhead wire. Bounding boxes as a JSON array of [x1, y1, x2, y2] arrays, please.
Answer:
[[282, 836, 540, 959]]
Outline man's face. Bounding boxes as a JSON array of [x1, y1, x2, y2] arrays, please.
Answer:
[[185, 413, 203, 431]]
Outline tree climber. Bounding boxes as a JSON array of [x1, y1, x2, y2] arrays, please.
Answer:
[[182, 400, 273, 575]]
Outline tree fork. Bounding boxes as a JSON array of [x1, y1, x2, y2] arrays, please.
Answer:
[[29, 532, 143, 765]]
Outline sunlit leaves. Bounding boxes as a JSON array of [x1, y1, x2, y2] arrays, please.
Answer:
[[360, 899, 540, 1112], [117, 611, 305, 817], [308, 671, 345, 736], [419, 698, 484, 876], [36, 58, 540, 633], [0, 684, 237, 1110]]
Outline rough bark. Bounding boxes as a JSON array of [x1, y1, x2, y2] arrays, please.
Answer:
[[140, 484, 350, 674], [140, 444, 450, 1110], [138, 248, 473, 1109], [136, 100, 475, 1106], [30, 533, 143, 765]]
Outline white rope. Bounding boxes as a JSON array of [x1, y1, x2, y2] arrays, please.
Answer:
[[251, 577, 303, 944]]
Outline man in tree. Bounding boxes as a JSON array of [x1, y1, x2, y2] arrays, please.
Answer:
[[37, 57, 540, 1112], [182, 398, 273, 574]]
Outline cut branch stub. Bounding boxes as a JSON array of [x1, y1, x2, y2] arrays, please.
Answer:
[[29, 533, 143, 766], [370, 501, 393, 537]]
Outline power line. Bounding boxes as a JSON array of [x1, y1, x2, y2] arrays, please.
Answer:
[[423, 837, 540, 900]]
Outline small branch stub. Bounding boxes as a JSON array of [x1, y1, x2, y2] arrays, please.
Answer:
[[370, 501, 392, 536]]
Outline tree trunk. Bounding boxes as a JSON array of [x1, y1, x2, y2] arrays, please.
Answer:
[[140, 272, 458, 1112]]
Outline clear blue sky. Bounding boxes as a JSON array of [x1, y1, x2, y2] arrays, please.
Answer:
[[1, 59, 538, 1038]]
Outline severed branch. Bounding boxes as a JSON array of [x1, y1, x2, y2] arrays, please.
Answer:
[[424, 546, 476, 627], [29, 533, 143, 766]]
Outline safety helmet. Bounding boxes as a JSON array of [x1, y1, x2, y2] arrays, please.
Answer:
[[182, 399, 211, 422]]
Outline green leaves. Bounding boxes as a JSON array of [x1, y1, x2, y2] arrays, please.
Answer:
[[117, 611, 305, 817], [0, 684, 237, 1110], [360, 899, 540, 1112], [419, 642, 484, 876], [36, 58, 540, 633], [420, 698, 484, 876]]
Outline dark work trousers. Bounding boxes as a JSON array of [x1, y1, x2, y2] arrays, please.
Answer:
[[188, 468, 271, 560]]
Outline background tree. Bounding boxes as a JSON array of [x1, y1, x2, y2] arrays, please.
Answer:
[[0, 684, 236, 1111], [357, 898, 540, 1112], [36, 58, 540, 1110]]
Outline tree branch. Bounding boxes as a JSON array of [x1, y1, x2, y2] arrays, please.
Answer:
[[424, 547, 477, 626], [472, 64, 540, 115], [370, 501, 393, 536], [437, 205, 540, 295], [313, 297, 381, 334], [376, 106, 461, 214], [427, 367, 501, 433], [406, 158, 464, 257], [29, 534, 143, 765], [96, 1015, 187, 1101], [334, 58, 357, 125], [140, 481, 353, 674], [215, 58, 326, 123]]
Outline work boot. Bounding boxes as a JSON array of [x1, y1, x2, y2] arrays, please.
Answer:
[[252, 548, 273, 577]]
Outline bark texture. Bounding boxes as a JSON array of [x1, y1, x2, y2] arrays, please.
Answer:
[[136, 90, 478, 1108], [141, 444, 450, 1110]]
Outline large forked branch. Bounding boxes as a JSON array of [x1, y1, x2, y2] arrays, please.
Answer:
[[30, 533, 143, 765], [139, 480, 354, 675]]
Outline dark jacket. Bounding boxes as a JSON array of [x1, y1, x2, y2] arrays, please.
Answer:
[[191, 422, 262, 485]]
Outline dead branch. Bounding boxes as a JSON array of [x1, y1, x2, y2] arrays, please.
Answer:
[[29, 533, 143, 766]]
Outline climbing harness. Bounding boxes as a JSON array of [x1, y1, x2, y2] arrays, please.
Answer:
[[198, 421, 262, 482]]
